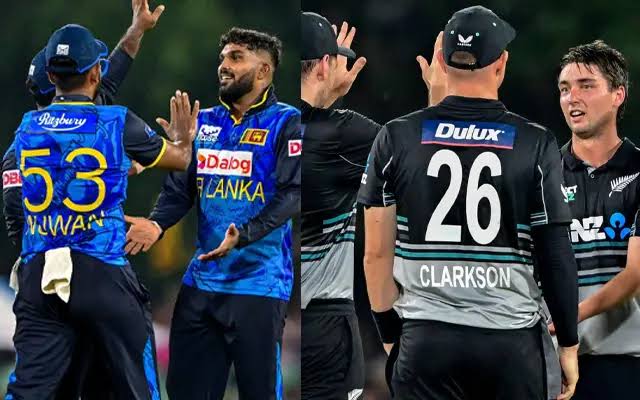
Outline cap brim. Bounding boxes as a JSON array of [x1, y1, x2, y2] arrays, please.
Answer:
[[337, 46, 356, 59], [95, 39, 108, 57], [99, 59, 110, 78]]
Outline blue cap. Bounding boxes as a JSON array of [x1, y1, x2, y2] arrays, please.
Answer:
[[27, 49, 55, 95], [45, 24, 109, 75]]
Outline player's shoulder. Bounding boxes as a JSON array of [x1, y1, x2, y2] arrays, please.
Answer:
[[384, 108, 427, 138], [95, 104, 128, 115], [623, 138, 640, 165], [503, 110, 554, 139], [330, 108, 381, 131], [273, 101, 300, 117], [199, 106, 221, 116]]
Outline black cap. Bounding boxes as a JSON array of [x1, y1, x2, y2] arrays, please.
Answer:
[[443, 6, 516, 70], [302, 12, 356, 61]]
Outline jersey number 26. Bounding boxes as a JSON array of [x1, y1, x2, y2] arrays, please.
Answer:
[[425, 149, 502, 245]]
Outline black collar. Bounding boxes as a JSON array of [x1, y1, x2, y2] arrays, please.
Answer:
[[51, 94, 94, 103], [219, 86, 277, 125], [439, 95, 507, 111], [562, 137, 637, 171]]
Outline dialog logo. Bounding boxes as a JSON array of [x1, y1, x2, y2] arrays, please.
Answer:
[[2, 170, 22, 188], [197, 149, 253, 177], [288, 139, 302, 156]]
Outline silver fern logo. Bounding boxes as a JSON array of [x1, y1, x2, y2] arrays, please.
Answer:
[[609, 172, 640, 197]]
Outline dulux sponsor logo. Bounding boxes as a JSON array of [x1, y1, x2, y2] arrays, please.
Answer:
[[434, 122, 502, 141], [37, 112, 87, 131]]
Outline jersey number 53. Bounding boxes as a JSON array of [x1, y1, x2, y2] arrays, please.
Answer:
[[21, 147, 108, 213]]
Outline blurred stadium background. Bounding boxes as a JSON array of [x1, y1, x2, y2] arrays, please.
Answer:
[[0, 0, 300, 398], [302, 0, 640, 398]]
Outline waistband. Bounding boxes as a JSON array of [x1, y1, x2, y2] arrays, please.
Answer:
[[303, 298, 355, 315]]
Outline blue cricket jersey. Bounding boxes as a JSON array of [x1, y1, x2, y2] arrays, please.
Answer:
[[150, 87, 301, 300], [5, 96, 166, 265]]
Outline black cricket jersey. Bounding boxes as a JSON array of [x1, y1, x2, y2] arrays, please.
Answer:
[[357, 95, 572, 330], [300, 100, 381, 309], [562, 138, 640, 356]]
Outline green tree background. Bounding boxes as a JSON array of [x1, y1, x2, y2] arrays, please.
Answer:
[[0, 0, 300, 398]]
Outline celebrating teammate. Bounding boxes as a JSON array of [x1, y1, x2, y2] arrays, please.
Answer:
[[124, 28, 301, 398], [555, 40, 640, 399], [300, 11, 376, 400], [359, 6, 579, 399], [3, 2, 165, 398], [2, 21, 198, 398]]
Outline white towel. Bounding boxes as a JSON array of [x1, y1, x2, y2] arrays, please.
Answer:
[[41, 247, 73, 303], [9, 257, 21, 293]]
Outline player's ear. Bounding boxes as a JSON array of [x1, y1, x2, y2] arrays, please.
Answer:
[[257, 62, 271, 81], [319, 54, 331, 81], [612, 84, 626, 109], [88, 64, 101, 86], [496, 51, 508, 87]]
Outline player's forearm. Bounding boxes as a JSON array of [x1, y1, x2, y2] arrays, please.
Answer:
[[149, 167, 196, 231], [579, 266, 640, 322], [533, 224, 579, 347], [117, 25, 146, 59], [364, 251, 398, 311], [237, 185, 299, 247]]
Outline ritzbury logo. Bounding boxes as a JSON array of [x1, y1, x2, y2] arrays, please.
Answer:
[[422, 120, 516, 149], [196, 149, 252, 177], [29, 111, 96, 133]]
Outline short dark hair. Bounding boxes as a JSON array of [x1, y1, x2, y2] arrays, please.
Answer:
[[301, 59, 320, 79], [220, 27, 283, 69], [559, 40, 629, 122], [48, 71, 90, 93], [300, 56, 335, 80]]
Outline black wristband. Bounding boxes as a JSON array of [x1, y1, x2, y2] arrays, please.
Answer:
[[371, 308, 402, 343]]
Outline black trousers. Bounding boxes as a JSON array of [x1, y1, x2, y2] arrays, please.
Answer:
[[5, 252, 160, 400], [166, 285, 287, 400], [391, 319, 546, 400], [301, 299, 364, 400]]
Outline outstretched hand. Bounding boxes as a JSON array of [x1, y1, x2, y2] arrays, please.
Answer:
[[131, 0, 165, 32], [198, 224, 240, 261], [416, 31, 447, 105], [325, 21, 367, 106]]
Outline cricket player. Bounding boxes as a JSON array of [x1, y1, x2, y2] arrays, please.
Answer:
[[555, 40, 640, 399], [124, 28, 301, 399], [4, 3, 164, 397], [300, 11, 376, 400], [2, 23, 198, 399], [358, 6, 579, 399]]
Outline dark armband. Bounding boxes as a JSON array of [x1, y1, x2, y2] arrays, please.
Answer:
[[371, 308, 402, 343]]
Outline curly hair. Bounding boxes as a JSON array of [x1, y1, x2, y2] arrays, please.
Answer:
[[220, 27, 283, 69]]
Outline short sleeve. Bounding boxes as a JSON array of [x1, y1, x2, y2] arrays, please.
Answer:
[[123, 110, 167, 168]]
